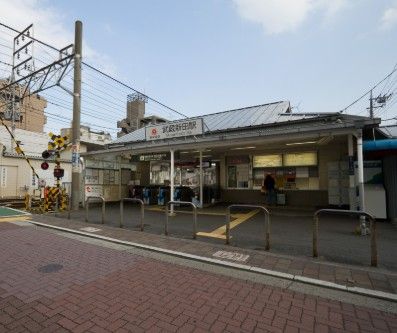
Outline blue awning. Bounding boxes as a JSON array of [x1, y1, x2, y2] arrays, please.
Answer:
[[363, 139, 397, 151]]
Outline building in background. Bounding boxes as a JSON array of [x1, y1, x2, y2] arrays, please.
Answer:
[[60, 125, 112, 149], [117, 93, 167, 137], [0, 127, 73, 198], [0, 80, 47, 133]]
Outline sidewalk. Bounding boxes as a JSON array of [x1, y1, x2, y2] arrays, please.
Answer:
[[30, 214, 397, 297], [0, 221, 396, 332]]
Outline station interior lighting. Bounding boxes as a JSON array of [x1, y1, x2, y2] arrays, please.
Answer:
[[230, 146, 256, 150], [285, 141, 317, 146]]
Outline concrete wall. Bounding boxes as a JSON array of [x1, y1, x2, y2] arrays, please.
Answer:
[[318, 139, 348, 190], [383, 155, 397, 223], [137, 162, 150, 186], [0, 153, 72, 198]]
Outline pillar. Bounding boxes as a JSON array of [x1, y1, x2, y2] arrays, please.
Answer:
[[199, 150, 203, 208], [170, 149, 174, 214], [348, 134, 355, 210]]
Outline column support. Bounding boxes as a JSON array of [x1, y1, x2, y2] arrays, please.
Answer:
[[348, 134, 355, 210], [170, 149, 175, 215], [356, 131, 365, 212], [199, 150, 203, 208]]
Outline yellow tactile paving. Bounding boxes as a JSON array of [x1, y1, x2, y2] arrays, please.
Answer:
[[197, 209, 260, 240], [146, 206, 243, 217], [0, 216, 31, 223]]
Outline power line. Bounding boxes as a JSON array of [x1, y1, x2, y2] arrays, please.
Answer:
[[340, 62, 397, 113], [0, 21, 186, 120], [81, 62, 187, 118]]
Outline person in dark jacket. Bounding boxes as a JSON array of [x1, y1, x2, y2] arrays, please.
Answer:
[[263, 173, 276, 205]]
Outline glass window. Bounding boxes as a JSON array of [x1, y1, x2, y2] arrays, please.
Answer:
[[227, 164, 249, 188]]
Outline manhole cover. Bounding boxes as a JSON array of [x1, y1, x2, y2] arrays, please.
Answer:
[[38, 263, 63, 273]]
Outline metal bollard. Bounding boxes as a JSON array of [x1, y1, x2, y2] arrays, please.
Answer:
[[226, 205, 270, 250], [165, 201, 197, 239], [85, 196, 105, 224], [313, 209, 377, 267], [120, 198, 145, 230]]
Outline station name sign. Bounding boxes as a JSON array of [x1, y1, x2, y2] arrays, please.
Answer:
[[131, 153, 170, 162], [145, 118, 203, 141]]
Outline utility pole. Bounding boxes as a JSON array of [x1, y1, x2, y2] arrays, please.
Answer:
[[368, 90, 392, 119], [71, 21, 82, 210], [369, 90, 373, 119]]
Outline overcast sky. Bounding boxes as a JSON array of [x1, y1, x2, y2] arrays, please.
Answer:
[[0, 0, 397, 125]]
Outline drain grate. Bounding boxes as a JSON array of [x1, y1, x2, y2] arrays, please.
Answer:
[[38, 263, 63, 273]]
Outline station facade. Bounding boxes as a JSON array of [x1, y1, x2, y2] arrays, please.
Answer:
[[81, 101, 394, 219]]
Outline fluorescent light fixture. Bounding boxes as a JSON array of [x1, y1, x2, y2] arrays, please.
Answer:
[[181, 149, 211, 154], [285, 141, 316, 146], [230, 146, 256, 150]]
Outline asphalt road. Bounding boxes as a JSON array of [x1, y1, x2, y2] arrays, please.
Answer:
[[64, 202, 397, 271]]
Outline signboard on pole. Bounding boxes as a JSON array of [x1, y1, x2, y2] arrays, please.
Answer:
[[145, 118, 203, 141], [71, 143, 80, 173]]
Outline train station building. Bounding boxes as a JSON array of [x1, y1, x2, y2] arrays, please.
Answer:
[[81, 101, 396, 221]]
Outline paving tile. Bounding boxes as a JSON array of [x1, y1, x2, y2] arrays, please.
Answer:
[[1, 221, 396, 333]]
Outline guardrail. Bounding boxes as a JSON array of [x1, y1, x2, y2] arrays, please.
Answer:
[[226, 205, 270, 250], [313, 209, 377, 267], [120, 198, 145, 230], [85, 196, 105, 224], [165, 201, 197, 239]]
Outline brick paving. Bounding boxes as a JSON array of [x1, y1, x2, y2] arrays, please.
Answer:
[[0, 222, 397, 332], [31, 214, 397, 295]]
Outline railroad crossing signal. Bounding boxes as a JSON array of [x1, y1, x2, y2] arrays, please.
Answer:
[[41, 132, 69, 177]]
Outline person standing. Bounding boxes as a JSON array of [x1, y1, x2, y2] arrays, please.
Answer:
[[263, 173, 276, 205]]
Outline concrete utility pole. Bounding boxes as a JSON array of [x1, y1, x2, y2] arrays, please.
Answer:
[[71, 21, 82, 210], [369, 90, 374, 119], [368, 89, 392, 119]]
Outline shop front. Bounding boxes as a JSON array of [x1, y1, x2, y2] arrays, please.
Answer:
[[82, 101, 380, 211]]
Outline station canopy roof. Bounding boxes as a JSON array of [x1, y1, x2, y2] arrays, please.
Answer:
[[82, 100, 380, 158], [378, 125, 397, 138], [112, 101, 333, 145]]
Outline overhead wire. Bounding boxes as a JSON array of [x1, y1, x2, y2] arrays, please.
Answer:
[[340, 62, 397, 114]]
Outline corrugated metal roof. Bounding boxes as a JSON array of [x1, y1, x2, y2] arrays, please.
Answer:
[[379, 125, 397, 138], [112, 101, 329, 144]]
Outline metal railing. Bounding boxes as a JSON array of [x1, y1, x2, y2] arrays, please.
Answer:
[[120, 198, 144, 230], [226, 205, 271, 250], [313, 209, 377, 267], [67, 194, 71, 220], [165, 201, 197, 239], [85, 196, 105, 224]]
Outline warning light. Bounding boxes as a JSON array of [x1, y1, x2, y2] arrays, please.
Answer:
[[42, 150, 53, 159], [53, 168, 64, 179], [41, 162, 49, 170]]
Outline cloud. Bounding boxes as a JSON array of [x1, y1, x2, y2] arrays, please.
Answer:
[[0, 0, 117, 74], [380, 2, 397, 30], [232, 0, 348, 35]]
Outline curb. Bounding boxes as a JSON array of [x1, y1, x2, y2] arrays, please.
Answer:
[[28, 220, 397, 303]]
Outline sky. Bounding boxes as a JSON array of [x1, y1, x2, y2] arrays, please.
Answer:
[[0, 0, 397, 135]]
